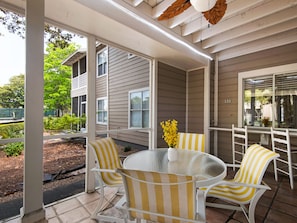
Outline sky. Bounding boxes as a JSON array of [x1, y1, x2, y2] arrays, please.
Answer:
[[0, 24, 86, 86], [0, 26, 25, 86]]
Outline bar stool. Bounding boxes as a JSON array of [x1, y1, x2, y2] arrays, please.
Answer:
[[271, 128, 297, 189]]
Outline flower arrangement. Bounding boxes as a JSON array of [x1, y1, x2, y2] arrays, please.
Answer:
[[160, 119, 178, 148]]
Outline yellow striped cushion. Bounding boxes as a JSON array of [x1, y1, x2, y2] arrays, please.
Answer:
[[176, 132, 205, 152], [207, 144, 278, 204], [119, 169, 195, 223], [89, 138, 123, 185]]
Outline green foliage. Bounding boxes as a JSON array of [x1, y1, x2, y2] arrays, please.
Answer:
[[124, 146, 131, 152], [43, 114, 85, 132], [0, 8, 76, 49], [43, 43, 77, 115], [4, 142, 24, 156], [0, 122, 24, 139], [0, 74, 24, 108], [0, 122, 24, 157]]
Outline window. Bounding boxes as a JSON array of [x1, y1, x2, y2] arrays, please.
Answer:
[[97, 98, 107, 124], [239, 64, 297, 129], [129, 89, 149, 128], [97, 48, 108, 77], [72, 62, 78, 78], [79, 56, 86, 74]]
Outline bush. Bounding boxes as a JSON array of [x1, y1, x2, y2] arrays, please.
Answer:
[[4, 142, 24, 156], [0, 122, 24, 139], [124, 146, 131, 152], [43, 114, 85, 132]]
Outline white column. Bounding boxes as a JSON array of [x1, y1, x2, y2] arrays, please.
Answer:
[[86, 35, 96, 192], [21, 0, 46, 222], [149, 59, 157, 150]]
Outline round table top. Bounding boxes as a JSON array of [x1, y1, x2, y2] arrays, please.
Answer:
[[123, 148, 226, 187]]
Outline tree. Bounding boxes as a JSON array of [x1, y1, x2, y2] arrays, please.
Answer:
[[0, 74, 24, 108], [43, 43, 77, 116], [0, 8, 76, 48]]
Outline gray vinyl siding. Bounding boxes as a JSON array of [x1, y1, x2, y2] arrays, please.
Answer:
[[188, 69, 205, 133], [217, 42, 297, 163], [96, 76, 107, 96], [95, 75, 107, 132], [107, 47, 150, 146], [157, 62, 186, 147]]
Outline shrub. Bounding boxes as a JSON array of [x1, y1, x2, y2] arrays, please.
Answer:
[[124, 146, 131, 152], [0, 122, 24, 139], [4, 142, 24, 156], [43, 114, 83, 132]]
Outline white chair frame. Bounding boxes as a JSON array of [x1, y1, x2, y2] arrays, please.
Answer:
[[232, 124, 248, 169], [117, 168, 206, 223], [205, 144, 279, 223], [88, 138, 124, 223], [271, 127, 297, 189]]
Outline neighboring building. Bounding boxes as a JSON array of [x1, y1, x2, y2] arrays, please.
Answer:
[[63, 44, 150, 146]]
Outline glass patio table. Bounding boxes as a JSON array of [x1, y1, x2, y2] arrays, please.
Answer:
[[123, 148, 227, 187], [123, 148, 226, 221]]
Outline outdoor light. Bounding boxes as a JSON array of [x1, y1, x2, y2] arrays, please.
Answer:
[[190, 0, 217, 12]]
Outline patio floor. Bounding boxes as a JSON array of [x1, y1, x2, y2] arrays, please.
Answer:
[[2, 171, 297, 223]]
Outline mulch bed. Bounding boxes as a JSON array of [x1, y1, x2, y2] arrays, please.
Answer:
[[0, 138, 140, 203]]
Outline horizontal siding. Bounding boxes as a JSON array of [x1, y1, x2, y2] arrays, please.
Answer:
[[157, 62, 186, 147], [108, 47, 150, 146], [188, 69, 204, 133], [217, 43, 297, 163], [96, 76, 107, 97]]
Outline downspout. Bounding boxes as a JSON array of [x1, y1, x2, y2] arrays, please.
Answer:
[[204, 61, 210, 153], [213, 54, 219, 156]]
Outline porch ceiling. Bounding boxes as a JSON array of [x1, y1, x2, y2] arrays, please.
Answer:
[[2, 0, 297, 70]]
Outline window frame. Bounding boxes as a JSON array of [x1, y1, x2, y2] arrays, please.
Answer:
[[96, 97, 108, 125], [96, 47, 108, 77], [128, 88, 150, 129], [238, 63, 297, 129]]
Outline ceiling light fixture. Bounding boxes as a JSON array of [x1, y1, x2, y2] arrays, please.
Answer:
[[106, 0, 213, 61], [190, 0, 216, 12]]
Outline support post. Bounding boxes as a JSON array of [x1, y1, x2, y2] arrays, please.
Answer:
[[21, 0, 47, 222]]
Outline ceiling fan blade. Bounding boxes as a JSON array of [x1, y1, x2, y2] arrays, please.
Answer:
[[203, 0, 227, 25], [158, 0, 192, 21]]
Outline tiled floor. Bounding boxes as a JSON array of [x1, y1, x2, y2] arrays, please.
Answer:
[[2, 172, 297, 223]]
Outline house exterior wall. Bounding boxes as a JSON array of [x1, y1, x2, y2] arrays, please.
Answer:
[[157, 62, 187, 147], [188, 68, 205, 133], [216, 42, 297, 163], [95, 74, 108, 132], [107, 47, 150, 146]]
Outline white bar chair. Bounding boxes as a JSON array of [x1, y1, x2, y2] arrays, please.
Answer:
[[232, 124, 248, 170], [271, 128, 297, 189]]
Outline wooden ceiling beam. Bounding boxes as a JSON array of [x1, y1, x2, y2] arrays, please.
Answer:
[[199, 5, 297, 48], [217, 29, 297, 61], [208, 18, 297, 53], [192, 0, 296, 42]]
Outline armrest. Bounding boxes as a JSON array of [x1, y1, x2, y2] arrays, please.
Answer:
[[204, 180, 271, 198], [226, 163, 240, 168], [91, 167, 117, 173]]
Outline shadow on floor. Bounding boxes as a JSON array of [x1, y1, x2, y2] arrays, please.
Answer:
[[0, 179, 84, 220]]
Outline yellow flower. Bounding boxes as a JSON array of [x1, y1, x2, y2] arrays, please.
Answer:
[[160, 119, 178, 148]]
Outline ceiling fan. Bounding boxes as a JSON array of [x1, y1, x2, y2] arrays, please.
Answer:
[[158, 0, 227, 25]]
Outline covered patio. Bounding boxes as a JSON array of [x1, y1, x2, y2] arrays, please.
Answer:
[[3, 172, 297, 223], [0, 0, 297, 222]]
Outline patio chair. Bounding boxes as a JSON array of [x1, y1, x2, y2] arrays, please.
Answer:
[[204, 144, 279, 223], [175, 132, 205, 152], [232, 124, 248, 170], [116, 168, 206, 223], [88, 137, 123, 222], [271, 128, 297, 189]]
